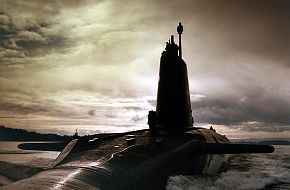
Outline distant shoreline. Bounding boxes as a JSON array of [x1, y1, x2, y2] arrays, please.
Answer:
[[0, 125, 70, 141], [1, 125, 290, 145], [0, 125, 117, 142]]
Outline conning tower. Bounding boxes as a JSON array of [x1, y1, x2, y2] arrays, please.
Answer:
[[156, 23, 193, 132]]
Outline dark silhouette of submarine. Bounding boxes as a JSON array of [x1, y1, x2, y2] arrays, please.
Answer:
[[4, 23, 274, 190]]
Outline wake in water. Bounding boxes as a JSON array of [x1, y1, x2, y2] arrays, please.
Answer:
[[1, 145, 289, 189], [0, 141, 60, 186], [167, 146, 290, 190], [167, 171, 275, 190], [0, 157, 55, 186]]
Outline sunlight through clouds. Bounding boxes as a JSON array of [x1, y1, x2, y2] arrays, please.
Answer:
[[0, 0, 289, 138]]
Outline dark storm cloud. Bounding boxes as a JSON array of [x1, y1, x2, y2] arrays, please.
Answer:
[[0, 99, 92, 120], [0, 0, 97, 16], [0, 102, 50, 114], [0, 12, 23, 63], [88, 109, 95, 116], [192, 85, 290, 132], [217, 0, 290, 66], [0, 0, 289, 136], [0, 12, 16, 38], [240, 123, 290, 133], [152, 0, 290, 66], [0, 0, 95, 66], [0, 12, 69, 63]]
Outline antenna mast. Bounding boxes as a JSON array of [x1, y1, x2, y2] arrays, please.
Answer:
[[177, 22, 183, 58]]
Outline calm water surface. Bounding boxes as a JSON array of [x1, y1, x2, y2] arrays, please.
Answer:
[[0, 141, 59, 166]]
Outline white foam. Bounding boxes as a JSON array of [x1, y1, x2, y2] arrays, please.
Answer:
[[166, 171, 275, 190], [167, 146, 290, 190]]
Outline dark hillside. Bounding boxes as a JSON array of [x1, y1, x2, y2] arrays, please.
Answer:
[[0, 125, 70, 141]]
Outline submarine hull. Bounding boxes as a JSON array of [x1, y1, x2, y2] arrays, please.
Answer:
[[3, 129, 230, 190]]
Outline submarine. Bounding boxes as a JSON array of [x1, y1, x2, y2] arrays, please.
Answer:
[[3, 23, 274, 190]]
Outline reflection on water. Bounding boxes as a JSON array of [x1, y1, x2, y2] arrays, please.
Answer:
[[0, 141, 60, 166], [0, 141, 61, 186]]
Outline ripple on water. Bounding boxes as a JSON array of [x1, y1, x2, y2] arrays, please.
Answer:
[[167, 146, 290, 190]]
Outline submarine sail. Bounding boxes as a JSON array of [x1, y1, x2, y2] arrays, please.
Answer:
[[156, 23, 192, 132]]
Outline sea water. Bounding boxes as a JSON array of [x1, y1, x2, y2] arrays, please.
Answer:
[[0, 141, 60, 166], [167, 145, 290, 190], [0, 141, 60, 185], [0, 143, 289, 189]]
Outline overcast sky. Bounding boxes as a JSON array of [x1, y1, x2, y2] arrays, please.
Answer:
[[0, 0, 289, 138]]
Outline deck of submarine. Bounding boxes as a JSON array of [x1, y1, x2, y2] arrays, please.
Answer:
[[3, 128, 229, 190]]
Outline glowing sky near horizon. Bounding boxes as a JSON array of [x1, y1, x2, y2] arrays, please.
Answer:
[[0, 0, 289, 138]]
